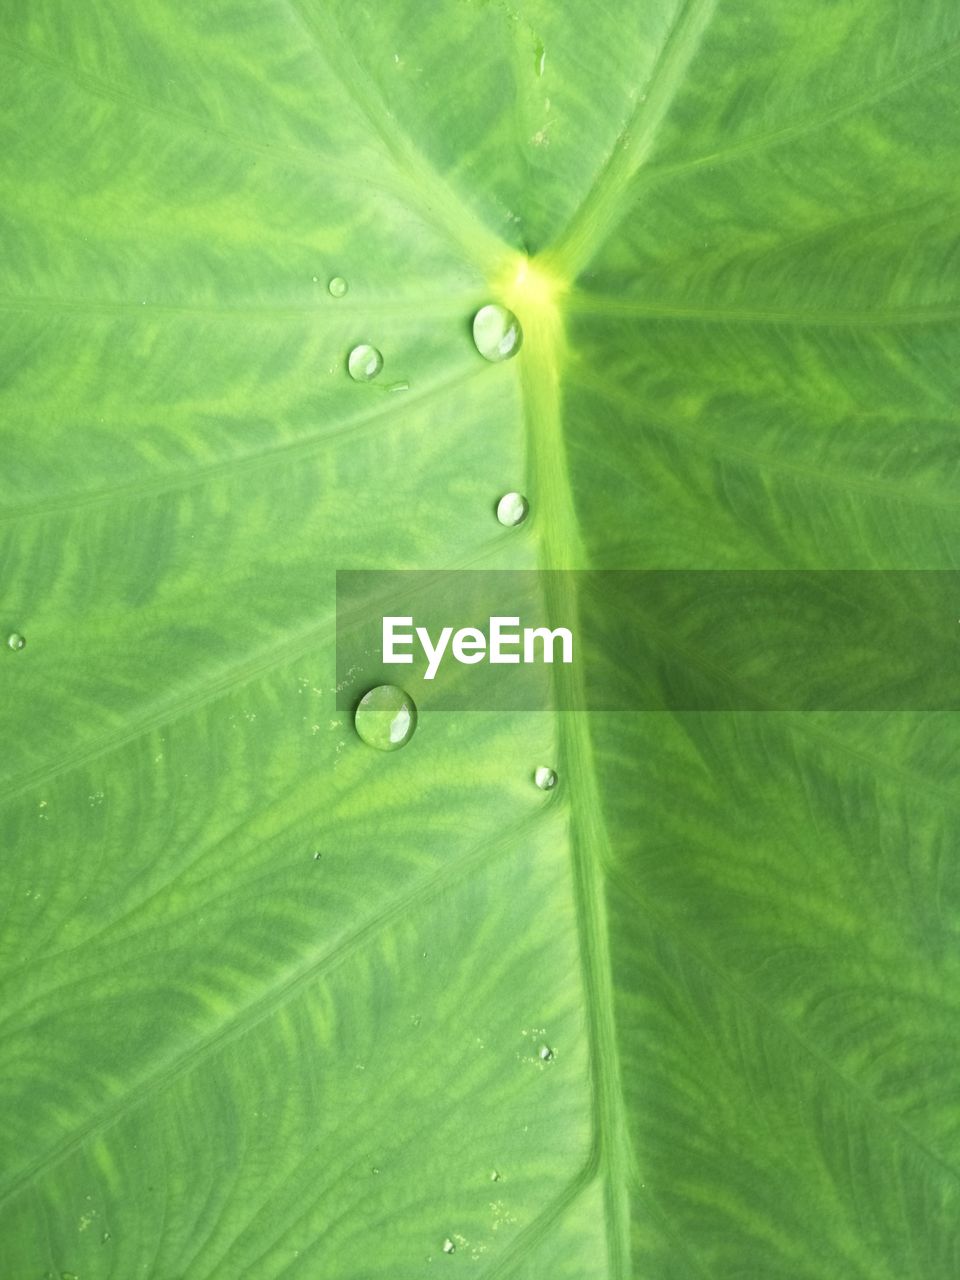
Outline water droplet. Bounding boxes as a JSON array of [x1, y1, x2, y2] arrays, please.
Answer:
[[490, 1170, 501, 1182], [496, 492, 528, 527], [538, 1043, 554, 1061], [472, 304, 522, 363], [442, 1238, 456, 1255], [354, 685, 417, 751], [328, 276, 348, 298], [312, 850, 322, 860], [7, 632, 25, 651], [61, 1273, 79, 1280], [534, 766, 557, 790], [347, 343, 384, 382], [101, 1231, 111, 1244], [372, 1166, 381, 1175]]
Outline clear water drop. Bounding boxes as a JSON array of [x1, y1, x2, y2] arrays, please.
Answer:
[[538, 1043, 554, 1061], [490, 1170, 502, 1182], [472, 304, 522, 362], [347, 343, 384, 382], [534, 766, 557, 790], [496, 492, 528, 527], [442, 1238, 456, 1255], [7, 632, 25, 651], [372, 1166, 381, 1175], [328, 276, 348, 298], [354, 685, 417, 751], [312, 850, 323, 861]]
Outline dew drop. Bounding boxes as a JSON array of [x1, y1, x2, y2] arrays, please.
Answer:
[[312, 850, 323, 861], [442, 1238, 456, 1255], [496, 492, 528, 527], [490, 1170, 502, 1182], [538, 1043, 554, 1062], [7, 632, 25, 651], [534, 766, 557, 790], [347, 343, 384, 382], [328, 276, 348, 298], [354, 685, 417, 751], [372, 1166, 381, 1175], [472, 304, 522, 362]]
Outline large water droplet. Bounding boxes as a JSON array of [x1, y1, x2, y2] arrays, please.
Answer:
[[354, 685, 417, 751], [472, 304, 522, 362], [7, 632, 25, 651], [534, 766, 557, 790], [442, 1238, 456, 1255], [496, 492, 528, 527], [538, 1043, 554, 1062], [328, 276, 348, 298], [347, 343, 384, 382]]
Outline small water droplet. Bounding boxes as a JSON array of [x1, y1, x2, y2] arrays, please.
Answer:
[[490, 1170, 501, 1182], [496, 492, 528, 527], [7, 632, 25, 651], [372, 1166, 381, 1175], [534, 766, 557, 791], [312, 850, 322, 860], [538, 1043, 554, 1061], [472, 304, 522, 362], [442, 1238, 456, 1255], [354, 685, 417, 751], [101, 1231, 111, 1244], [328, 276, 348, 298], [61, 1273, 79, 1280], [347, 343, 384, 382]]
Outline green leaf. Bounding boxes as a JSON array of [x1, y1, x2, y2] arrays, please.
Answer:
[[2, 1, 959, 1277]]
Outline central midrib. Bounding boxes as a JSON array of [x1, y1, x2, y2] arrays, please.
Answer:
[[509, 268, 634, 1279]]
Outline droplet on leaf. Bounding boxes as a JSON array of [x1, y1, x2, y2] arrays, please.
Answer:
[[534, 766, 557, 790], [347, 343, 384, 382], [496, 492, 528, 527], [328, 276, 348, 298], [472, 304, 522, 362], [354, 685, 417, 751]]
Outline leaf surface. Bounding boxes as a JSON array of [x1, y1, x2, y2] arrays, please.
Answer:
[[2, 1, 959, 1277]]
